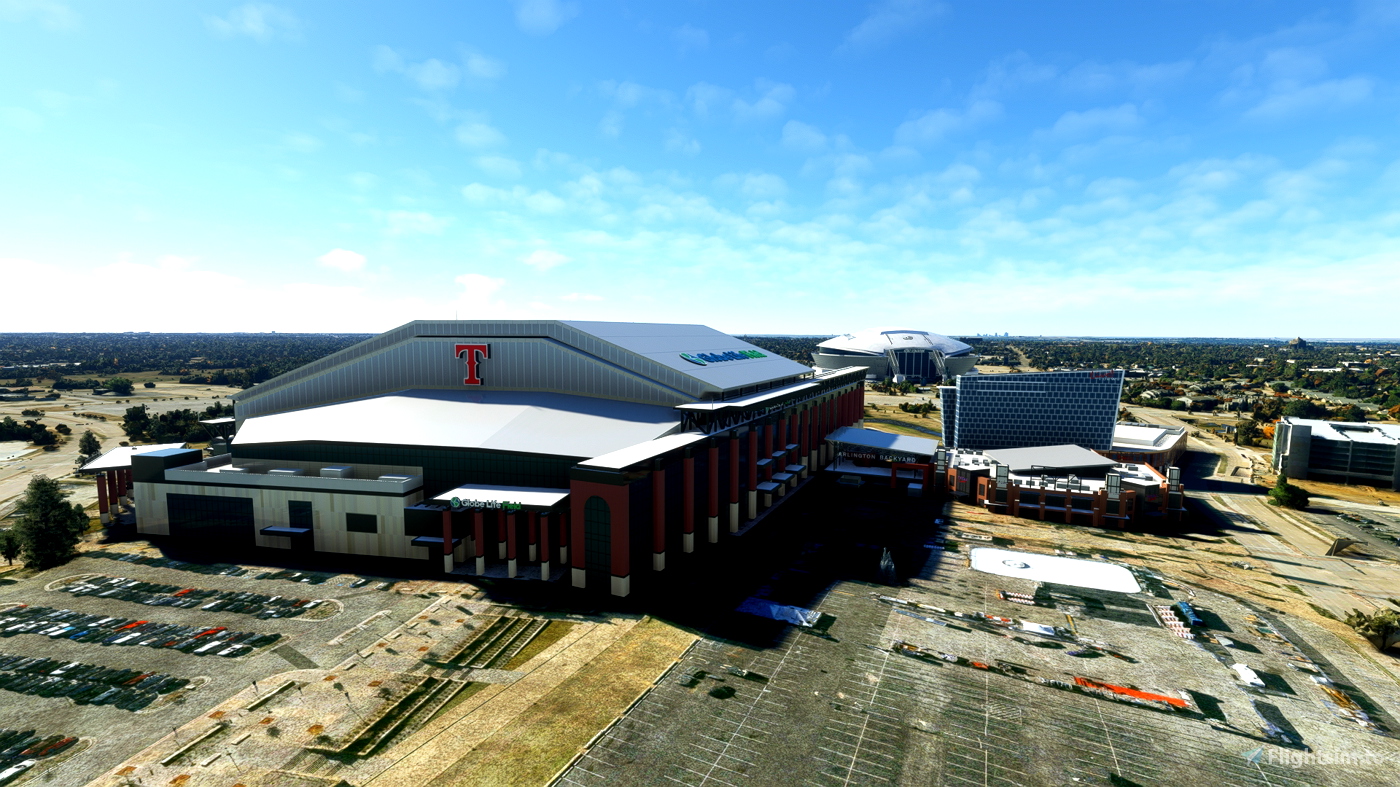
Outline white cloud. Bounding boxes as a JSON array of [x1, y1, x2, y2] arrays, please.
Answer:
[[1244, 77, 1372, 121], [781, 120, 827, 152], [560, 292, 603, 301], [1044, 103, 1142, 139], [475, 155, 522, 179], [206, 3, 300, 42], [673, 24, 709, 53], [347, 172, 377, 190], [717, 172, 788, 200], [893, 100, 1000, 145], [282, 132, 322, 153], [665, 129, 701, 156], [372, 46, 461, 91], [599, 110, 624, 139], [461, 184, 566, 213], [0, 0, 78, 29], [317, 249, 366, 272], [455, 121, 506, 148], [511, 0, 578, 36], [686, 82, 731, 118], [732, 80, 794, 122], [840, 0, 944, 53], [522, 249, 570, 270], [523, 190, 566, 213], [463, 50, 506, 80], [599, 80, 673, 109], [382, 210, 451, 235]]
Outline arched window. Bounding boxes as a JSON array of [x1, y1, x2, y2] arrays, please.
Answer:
[[584, 496, 611, 574]]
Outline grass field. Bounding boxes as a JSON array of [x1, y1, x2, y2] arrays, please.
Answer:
[[422, 617, 696, 787]]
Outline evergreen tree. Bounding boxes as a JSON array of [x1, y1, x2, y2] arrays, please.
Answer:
[[75, 430, 102, 467], [13, 476, 88, 569], [0, 530, 19, 566], [1267, 476, 1310, 510]]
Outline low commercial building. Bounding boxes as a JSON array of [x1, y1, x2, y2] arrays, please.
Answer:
[[1273, 418, 1400, 489], [943, 444, 1185, 528], [1098, 423, 1188, 471], [132, 320, 867, 596], [940, 370, 1125, 451]]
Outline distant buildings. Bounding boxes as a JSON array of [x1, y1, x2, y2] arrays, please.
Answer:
[[1273, 418, 1400, 490], [940, 370, 1125, 451]]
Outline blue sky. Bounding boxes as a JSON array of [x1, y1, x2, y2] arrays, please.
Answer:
[[3, 1, 1399, 337]]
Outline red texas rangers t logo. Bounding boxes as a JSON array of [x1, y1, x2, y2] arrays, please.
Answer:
[[454, 343, 490, 386]]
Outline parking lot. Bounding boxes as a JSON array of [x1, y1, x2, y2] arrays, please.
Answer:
[[558, 496, 1400, 787], [0, 544, 440, 786]]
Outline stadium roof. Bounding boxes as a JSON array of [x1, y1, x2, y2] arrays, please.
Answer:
[[981, 444, 1120, 474], [816, 327, 973, 358], [232, 389, 680, 460]]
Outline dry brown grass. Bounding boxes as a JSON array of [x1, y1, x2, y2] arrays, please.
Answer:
[[424, 617, 696, 787]]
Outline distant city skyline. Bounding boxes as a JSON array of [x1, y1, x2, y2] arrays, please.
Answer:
[[3, 1, 1398, 336]]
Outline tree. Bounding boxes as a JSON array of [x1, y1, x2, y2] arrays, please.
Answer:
[[1271, 382, 1289, 393], [1333, 404, 1366, 422], [1267, 476, 1309, 510], [143, 381, 156, 388], [1282, 399, 1328, 420], [75, 430, 102, 467], [0, 530, 19, 566], [1343, 608, 1400, 651], [12, 476, 89, 569], [121, 404, 151, 441], [1235, 419, 1260, 446], [106, 377, 135, 396]]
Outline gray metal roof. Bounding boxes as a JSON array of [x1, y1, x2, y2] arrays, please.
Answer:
[[232, 320, 813, 423], [826, 426, 939, 457], [981, 444, 1119, 474], [233, 389, 680, 460]]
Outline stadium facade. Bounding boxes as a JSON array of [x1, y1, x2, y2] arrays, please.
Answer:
[[131, 321, 867, 596], [811, 328, 978, 383]]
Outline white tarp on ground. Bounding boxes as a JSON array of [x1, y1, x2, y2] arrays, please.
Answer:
[[736, 598, 821, 627], [969, 547, 1141, 594]]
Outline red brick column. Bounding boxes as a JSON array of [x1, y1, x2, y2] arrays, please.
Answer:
[[569, 480, 632, 596], [682, 451, 695, 553], [440, 509, 454, 573], [106, 472, 119, 511], [652, 466, 667, 571], [707, 439, 720, 543], [472, 511, 486, 575], [506, 510, 518, 578], [539, 512, 552, 581], [97, 472, 110, 524], [557, 509, 569, 566]]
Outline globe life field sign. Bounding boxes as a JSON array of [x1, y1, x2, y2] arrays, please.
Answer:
[[680, 350, 766, 366]]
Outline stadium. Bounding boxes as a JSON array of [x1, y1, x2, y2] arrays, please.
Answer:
[[130, 321, 867, 596], [810, 328, 978, 383]]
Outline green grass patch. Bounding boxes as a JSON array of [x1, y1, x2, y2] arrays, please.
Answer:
[[1308, 603, 1338, 620], [502, 621, 575, 671], [1283, 584, 1307, 596]]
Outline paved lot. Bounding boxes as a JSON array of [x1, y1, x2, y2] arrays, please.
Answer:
[[0, 544, 436, 786], [559, 496, 1400, 787]]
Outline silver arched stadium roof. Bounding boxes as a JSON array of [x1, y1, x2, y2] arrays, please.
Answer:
[[816, 328, 973, 358]]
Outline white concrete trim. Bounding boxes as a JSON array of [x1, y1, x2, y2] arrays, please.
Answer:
[[683, 532, 694, 553], [507, 558, 517, 578], [728, 502, 739, 533], [610, 574, 630, 597], [747, 490, 757, 520], [653, 551, 665, 571], [442, 554, 454, 574], [497, 541, 506, 559], [540, 560, 550, 582], [572, 567, 586, 588], [707, 516, 719, 543], [528, 544, 537, 562], [475, 556, 485, 576]]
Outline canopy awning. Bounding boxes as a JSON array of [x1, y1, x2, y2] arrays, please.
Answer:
[[432, 483, 570, 512], [78, 443, 188, 473], [826, 426, 938, 459]]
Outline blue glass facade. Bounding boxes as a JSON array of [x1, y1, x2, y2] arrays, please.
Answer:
[[940, 370, 1124, 451]]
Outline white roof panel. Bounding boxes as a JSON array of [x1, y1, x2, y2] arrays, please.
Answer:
[[562, 320, 812, 391], [233, 390, 680, 459], [80, 443, 188, 473], [433, 483, 570, 509], [817, 327, 973, 358], [578, 431, 709, 470]]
